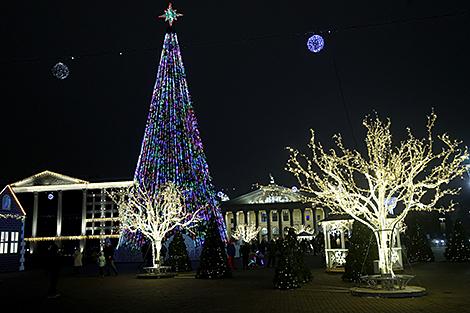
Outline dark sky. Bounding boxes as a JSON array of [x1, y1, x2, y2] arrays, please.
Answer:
[[2, 1, 470, 199]]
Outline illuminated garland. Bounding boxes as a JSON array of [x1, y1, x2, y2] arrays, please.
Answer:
[[0, 213, 25, 220], [26, 234, 120, 242], [85, 217, 120, 223], [132, 26, 225, 246]]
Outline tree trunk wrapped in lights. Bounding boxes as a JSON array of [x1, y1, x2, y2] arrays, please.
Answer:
[[287, 112, 467, 276], [231, 224, 261, 243], [110, 182, 202, 269]]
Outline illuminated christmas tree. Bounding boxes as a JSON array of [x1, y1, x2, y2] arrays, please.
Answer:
[[131, 3, 225, 244], [445, 219, 470, 262], [342, 221, 378, 282]]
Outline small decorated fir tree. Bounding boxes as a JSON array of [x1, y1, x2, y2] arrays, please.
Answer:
[[196, 217, 231, 279], [404, 222, 434, 263], [273, 229, 300, 289], [294, 230, 312, 283], [342, 221, 378, 282], [445, 219, 470, 262], [168, 231, 192, 272]]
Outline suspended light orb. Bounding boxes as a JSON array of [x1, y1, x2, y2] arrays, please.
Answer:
[[47, 193, 54, 200], [51, 62, 70, 79], [307, 34, 324, 53]]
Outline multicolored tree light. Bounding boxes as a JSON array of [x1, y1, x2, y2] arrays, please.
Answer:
[[130, 4, 225, 245]]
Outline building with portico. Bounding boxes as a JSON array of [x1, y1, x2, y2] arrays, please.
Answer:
[[10, 170, 132, 256], [220, 177, 326, 241]]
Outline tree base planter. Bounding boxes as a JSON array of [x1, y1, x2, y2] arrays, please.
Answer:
[[350, 286, 427, 298], [136, 266, 177, 279], [350, 274, 427, 298]]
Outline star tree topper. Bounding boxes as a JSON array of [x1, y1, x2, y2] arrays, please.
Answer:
[[159, 3, 183, 27]]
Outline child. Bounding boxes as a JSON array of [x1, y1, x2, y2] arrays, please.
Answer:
[[97, 252, 106, 277]]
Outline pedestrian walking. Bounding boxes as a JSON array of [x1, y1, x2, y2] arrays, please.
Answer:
[[103, 242, 118, 276], [240, 242, 250, 270], [73, 248, 83, 275], [226, 239, 236, 270], [266, 239, 277, 267], [46, 243, 61, 298], [97, 252, 106, 277]]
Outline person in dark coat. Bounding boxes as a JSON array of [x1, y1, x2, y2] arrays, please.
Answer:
[[46, 243, 61, 298], [103, 242, 118, 276], [226, 239, 236, 270], [266, 239, 277, 267], [240, 242, 251, 270]]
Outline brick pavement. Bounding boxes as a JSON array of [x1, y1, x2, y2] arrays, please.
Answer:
[[1, 257, 469, 313]]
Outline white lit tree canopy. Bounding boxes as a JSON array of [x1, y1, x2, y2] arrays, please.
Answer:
[[110, 182, 202, 269], [287, 113, 467, 275], [231, 224, 261, 243]]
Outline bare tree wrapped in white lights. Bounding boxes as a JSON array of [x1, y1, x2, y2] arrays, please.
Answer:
[[287, 112, 467, 276], [231, 224, 261, 243], [110, 182, 202, 269]]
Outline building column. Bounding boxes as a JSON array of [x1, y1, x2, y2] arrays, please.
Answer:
[[324, 225, 330, 267], [31, 192, 39, 253], [32, 192, 38, 238], [100, 189, 106, 250], [243, 211, 248, 225], [340, 230, 346, 249], [91, 194, 96, 235], [232, 211, 237, 231], [255, 210, 260, 241], [56, 191, 63, 237], [301, 208, 306, 226], [80, 189, 87, 252], [266, 210, 271, 241], [277, 209, 282, 238], [289, 209, 294, 227]]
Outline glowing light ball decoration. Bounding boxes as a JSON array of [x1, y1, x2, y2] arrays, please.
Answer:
[[307, 34, 324, 53], [51, 62, 70, 79]]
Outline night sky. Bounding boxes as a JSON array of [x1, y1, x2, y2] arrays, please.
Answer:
[[2, 1, 470, 201]]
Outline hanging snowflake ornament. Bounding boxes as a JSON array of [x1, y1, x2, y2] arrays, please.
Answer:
[[158, 3, 183, 26], [307, 34, 324, 53], [51, 62, 69, 79]]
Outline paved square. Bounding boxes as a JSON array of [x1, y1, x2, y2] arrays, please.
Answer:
[[1, 257, 469, 313]]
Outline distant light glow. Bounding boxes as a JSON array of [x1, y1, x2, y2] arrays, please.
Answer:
[[47, 193, 54, 200], [307, 34, 324, 53]]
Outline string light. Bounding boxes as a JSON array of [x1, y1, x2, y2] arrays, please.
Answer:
[[287, 112, 468, 276], [25, 234, 120, 242], [0, 213, 25, 220]]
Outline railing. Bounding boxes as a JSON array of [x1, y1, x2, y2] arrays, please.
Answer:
[[325, 249, 348, 269], [360, 274, 414, 290]]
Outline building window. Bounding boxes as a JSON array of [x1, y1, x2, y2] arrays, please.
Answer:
[[272, 212, 278, 222], [261, 212, 267, 223], [306, 215, 310, 221], [2, 195, 11, 210], [283, 211, 289, 222], [317, 215, 321, 221], [0, 232, 8, 254], [10, 232, 19, 254]]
